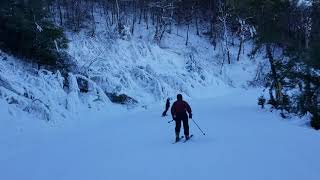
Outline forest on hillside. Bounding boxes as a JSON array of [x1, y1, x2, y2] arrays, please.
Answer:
[[0, 0, 319, 129]]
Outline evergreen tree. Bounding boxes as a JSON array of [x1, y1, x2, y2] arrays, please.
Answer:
[[309, 0, 320, 69], [0, 0, 68, 67]]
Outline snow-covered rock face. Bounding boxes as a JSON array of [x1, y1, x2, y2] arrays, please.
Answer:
[[67, 25, 266, 104], [0, 22, 268, 120]]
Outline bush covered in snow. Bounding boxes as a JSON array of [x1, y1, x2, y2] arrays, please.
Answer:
[[0, 51, 111, 121]]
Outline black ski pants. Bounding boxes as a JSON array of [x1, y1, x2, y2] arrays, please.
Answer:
[[175, 113, 189, 136]]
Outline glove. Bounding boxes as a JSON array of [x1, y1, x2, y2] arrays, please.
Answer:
[[189, 114, 192, 119]]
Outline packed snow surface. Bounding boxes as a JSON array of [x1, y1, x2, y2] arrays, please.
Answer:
[[1, 88, 319, 180]]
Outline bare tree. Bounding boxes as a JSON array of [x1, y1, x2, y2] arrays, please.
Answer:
[[236, 17, 255, 61], [149, 0, 176, 44], [218, 0, 231, 64]]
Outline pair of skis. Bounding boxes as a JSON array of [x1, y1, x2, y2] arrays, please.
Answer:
[[172, 135, 193, 144]]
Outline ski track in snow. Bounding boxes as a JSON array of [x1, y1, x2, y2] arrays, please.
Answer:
[[1, 89, 319, 180]]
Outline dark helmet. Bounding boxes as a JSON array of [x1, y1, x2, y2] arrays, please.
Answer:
[[177, 94, 183, 101]]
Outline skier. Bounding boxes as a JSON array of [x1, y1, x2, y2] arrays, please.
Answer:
[[162, 98, 170, 117], [171, 94, 192, 142]]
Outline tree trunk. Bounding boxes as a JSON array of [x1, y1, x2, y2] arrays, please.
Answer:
[[115, 0, 120, 30], [131, 1, 136, 35], [58, 0, 63, 26], [152, 10, 155, 25], [266, 44, 283, 104], [196, 15, 199, 36], [145, 10, 149, 29], [159, 25, 166, 42], [186, 24, 190, 46], [227, 50, 231, 64], [210, 20, 214, 38], [91, 2, 95, 37], [139, 8, 143, 24], [237, 37, 243, 61]]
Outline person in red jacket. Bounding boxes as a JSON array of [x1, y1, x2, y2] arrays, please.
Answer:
[[171, 94, 192, 141]]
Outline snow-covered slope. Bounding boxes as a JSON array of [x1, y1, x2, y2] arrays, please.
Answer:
[[1, 89, 319, 180], [67, 24, 267, 103], [0, 51, 111, 121], [0, 23, 268, 120]]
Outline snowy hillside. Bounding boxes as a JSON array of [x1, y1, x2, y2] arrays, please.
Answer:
[[0, 23, 268, 121], [67, 24, 267, 103], [0, 50, 111, 121]]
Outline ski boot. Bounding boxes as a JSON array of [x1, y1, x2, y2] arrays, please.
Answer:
[[185, 135, 190, 140], [175, 132, 180, 142]]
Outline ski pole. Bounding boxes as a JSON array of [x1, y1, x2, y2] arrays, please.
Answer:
[[168, 120, 174, 123], [192, 119, 206, 135]]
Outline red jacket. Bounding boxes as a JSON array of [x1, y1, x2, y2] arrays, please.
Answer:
[[171, 100, 192, 118]]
